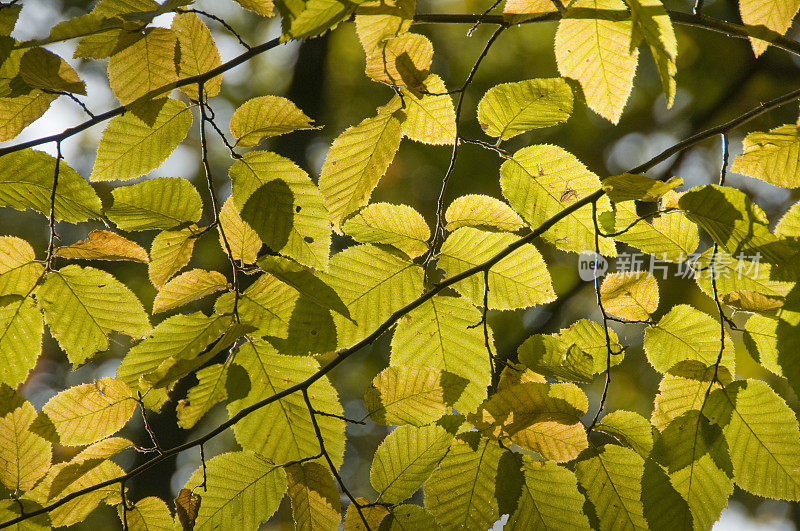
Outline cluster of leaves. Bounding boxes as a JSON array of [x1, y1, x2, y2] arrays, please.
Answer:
[[1, 0, 800, 529]]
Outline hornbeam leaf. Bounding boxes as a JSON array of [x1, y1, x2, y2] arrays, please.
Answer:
[[0, 298, 42, 388], [91, 98, 193, 182], [0, 396, 50, 491], [370, 424, 453, 504], [390, 295, 490, 414], [319, 101, 403, 230], [344, 497, 390, 530], [106, 177, 202, 231], [669, 452, 733, 531], [503, 0, 563, 22], [148, 226, 198, 288], [0, 4, 20, 35], [228, 340, 345, 469], [219, 197, 261, 264], [364, 365, 469, 426], [277, 0, 357, 40], [354, 0, 415, 52], [0, 499, 49, 529], [176, 363, 228, 430], [257, 255, 349, 318], [705, 379, 800, 500], [643, 304, 735, 374], [0, 91, 57, 141], [445, 194, 524, 232], [602, 173, 682, 202], [575, 445, 648, 530], [477, 78, 573, 141], [0, 236, 43, 297], [230, 95, 316, 146], [424, 433, 507, 530], [39, 265, 150, 366], [118, 497, 173, 531], [776, 196, 800, 237], [731, 124, 800, 188], [595, 410, 654, 457], [555, 0, 638, 124], [322, 244, 423, 349], [172, 12, 222, 100], [41, 377, 136, 445], [152, 269, 228, 314], [233, 0, 275, 16], [739, 0, 800, 56], [364, 32, 432, 91], [342, 202, 430, 258], [438, 227, 555, 310], [381, 504, 439, 529], [286, 462, 342, 531], [183, 451, 287, 530], [230, 150, 331, 270], [0, 149, 102, 222], [641, 457, 693, 529], [19, 47, 86, 94], [55, 230, 149, 262], [107, 27, 177, 105], [470, 381, 588, 462], [500, 144, 615, 255], [400, 74, 456, 145], [599, 271, 659, 321], [508, 457, 591, 530], [626, 0, 677, 107], [650, 362, 731, 431], [679, 184, 797, 263]]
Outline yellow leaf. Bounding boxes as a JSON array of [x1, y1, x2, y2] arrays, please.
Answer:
[[400, 74, 456, 144], [219, 197, 261, 264], [444, 194, 524, 232], [286, 462, 342, 530], [119, 496, 173, 531], [740, 0, 800, 57], [731, 124, 800, 188], [152, 268, 228, 314], [41, 377, 136, 446], [627, 0, 677, 107], [232, 0, 275, 16], [172, 12, 222, 101], [229, 95, 316, 146], [107, 27, 177, 104], [555, 0, 638, 123], [0, 91, 57, 141], [55, 229, 149, 263], [0, 397, 51, 491], [0, 235, 43, 297], [365, 32, 432, 91], [0, 298, 43, 388], [355, 0, 415, 52], [600, 271, 659, 321], [504, 0, 563, 23], [19, 47, 86, 94], [149, 225, 198, 288], [342, 202, 430, 258]]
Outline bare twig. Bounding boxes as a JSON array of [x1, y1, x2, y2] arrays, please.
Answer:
[[44, 141, 62, 272], [180, 8, 250, 49]]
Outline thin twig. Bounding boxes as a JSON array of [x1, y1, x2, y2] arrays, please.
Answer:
[[468, 0, 505, 36], [181, 8, 250, 49], [312, 409, 366, 425], [136, 392, 162, 454], [44, 141, 62, 271], [43, 90, 95, 118]]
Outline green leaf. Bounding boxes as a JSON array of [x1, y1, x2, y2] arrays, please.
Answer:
[[0, 91, 57, 141], [371, 424, 453, 504], [38, 265, 150, 366], [172, 12, 222, 100], [610, 193, 698, 262], [602, 173, 682, 202], [0, 396, 51, 491], [381, 504, 439, 530], [575, 445, 648, 530], [277, 0, 357, 40], [626, 0, 677, 107], [390, 295, 490, 414], [679, 184, 797, 263], [54, 229, 149, 262], [705, 379, 800, 500], [0, 236, 43, 297], [176, 362, 228, 430], [730, 124, 800, 188], [364, 365, 468, 426], [342, 202, 430, 258], [233, 0, 275, 16], [739, 0, 800, 56], [107, 27, 177, 104], [445, 194, 524, 232], [0, 298, 42, 389], [596, 410, 654, 457], [286, 462, 342, 531], [0, 499, 50, 530], [119, 497, 173, 531], [41, 377, 136, 446], [650, 362, 730, 431], [116, 312, 230, 411], [319, 102, 403, 230], [19, 47, 86, 94], [152, 269, 228, 314], [641, 457, 693, 529], [643, 304, 735, 374], [344, 497, 390, 529], [148, 226, 198, 288], [230, 95, 316, 146], [228, 340, 346, 468], [669, 451, 733, 531], [508, 457, 591, 530], [555, 0, 638, 123], [776, 196, 800, 237], [355, 0, 415, 52], [477, 78, 573, 141], [438, 227, 555, 310], [91, 98, 193, 182], [106, 177, 202, 231], [400, 74, 456, 145], [424, 434, 507, 530], [183, 451, 287, 530], [322, 244, 423, 349], [214, 272, 297, 342], [230, 150, 331, 270], [470, 381, 588, 462], [257, 255, 349, 318], [0, 149, 102, 222], [500, 144, 615, 255], [599, 271, 659, 321], [220, 196, 261, 264]]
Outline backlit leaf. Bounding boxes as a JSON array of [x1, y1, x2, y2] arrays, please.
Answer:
[[445, 194, 524, 232], [600, 271, 659, 321], [0, 298, 42, 389], [602, 173, 682, 202], [0, 397, 50, 491], [229, 95, 316, 147], [219, 197, 261, 264], [477, 78, 573, 140], [120, 497, 173, 531], [365, 32, 432, 91], [342, 202, 430, 258], [172, 12, 222, 100], [286, 462, 342, 531], [106, 177, 202, 231], [503, 0, 562, 22], [739, 0, 800, 56], [0, 236, 43, 297], [19, 47, 86, 94], [107, 27, 177, 105], [400, 74, 456, 145], [596, 410, 654, 457], [0, 91, 57, 141], [233, 0, 275, 16], [152, 269, 228, 314], [176, 362, 228, 430], [355, 0, 415, 52], [731, 124, 800, 188], [148, 226, 198, 288], [277, 0, 357, 40], [257, 255, 349, 318], [627, 0, 677, 107], [55, 230, 149, 262]]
